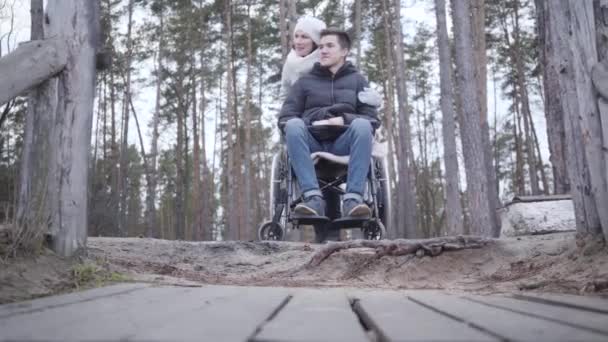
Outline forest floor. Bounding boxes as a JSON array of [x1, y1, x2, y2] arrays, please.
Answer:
[[1, 230, 608, 304]]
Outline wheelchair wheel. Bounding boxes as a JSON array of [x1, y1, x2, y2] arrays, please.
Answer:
[[362, 220, 386, 240], [375, 157, 392, 236], [258, 221, 285, 241]]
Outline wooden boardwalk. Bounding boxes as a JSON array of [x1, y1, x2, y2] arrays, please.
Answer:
[[1, 283, 607, 341]]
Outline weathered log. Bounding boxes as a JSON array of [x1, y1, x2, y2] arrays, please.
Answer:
[[43, 1, 99, 256], [306, 236, 490, 267], [0, 38, 68, 106]]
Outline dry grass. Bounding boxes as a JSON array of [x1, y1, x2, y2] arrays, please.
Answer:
[[0, 222, 46, 261], [70, 262, 130, 290]]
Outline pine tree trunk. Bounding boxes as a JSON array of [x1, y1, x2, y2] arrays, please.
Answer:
[[109, 53, 120, 235], [279, 0, 288, 62], [379, 6, 398, 239], [388, 0, 418, 238], [102, 75, 108, 161], [355, 0, 362, 68], [118, 0, 134, 236], [593, 0, 608, 240], [451, 0, 493, 237], [514, 104, 525, 194], [146, 4, 164, 239], [224, 0, 238, 240], [243, 2, 254, 241], [508, 3, 541, 195], [435, 0, 464, 236], [16, 0, 56, 241], [545, 0, 607, 237], [174, 64, 186, 240], [288, 0, 297, 46], [534, 0, 570, 195], [191, 72, 202, 241], [472, 0, 501, 237], [199, 53, 211, 241]]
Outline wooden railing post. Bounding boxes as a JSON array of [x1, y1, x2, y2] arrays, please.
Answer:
[[16, 1, 99, 257]]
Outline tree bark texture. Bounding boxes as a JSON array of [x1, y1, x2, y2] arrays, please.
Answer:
[[355, 0, 362, 68], [379, 0, 398, 239], [41, 1, 98, 256], [472, 0, 501, 236], [451, 0, 494, 237], [546, 0, 607, 237], [435, 0, 464, 236], [535, 0, 570, 195], [224, 0, 238, 240], [0, 38, 67, 106], [243, 2, 254, 241], [191, 72, 202, 241], [16, 0, 49, 233], [287, 0, 297, 49], [377, 15, 398, 238], [279, 0, 288, 62], [118, 0, 135, 237], [146, 5, 164, 239], [388, 0, 418, 238]]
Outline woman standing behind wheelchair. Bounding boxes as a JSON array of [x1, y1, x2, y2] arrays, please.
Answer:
[[279, 16, 326, 103], [277, 17, 329, 241], [276, 19, 382, 242]]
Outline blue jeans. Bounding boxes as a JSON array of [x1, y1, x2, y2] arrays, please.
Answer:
[[284, 117, 373, 201]]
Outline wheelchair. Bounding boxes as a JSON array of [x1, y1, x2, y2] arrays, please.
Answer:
[[257, 125, 391, 243]]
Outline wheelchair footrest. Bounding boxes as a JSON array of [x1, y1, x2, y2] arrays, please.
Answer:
[[331, 217, 370, 229], [291, 215, 330, 226]]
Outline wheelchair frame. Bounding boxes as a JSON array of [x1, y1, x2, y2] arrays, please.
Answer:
[[258, 147, 391, 242]]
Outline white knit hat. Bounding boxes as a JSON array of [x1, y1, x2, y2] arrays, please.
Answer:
[[293, 16, 326, 44]]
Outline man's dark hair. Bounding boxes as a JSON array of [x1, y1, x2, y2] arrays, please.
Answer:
[[320, 28, 351, 50]]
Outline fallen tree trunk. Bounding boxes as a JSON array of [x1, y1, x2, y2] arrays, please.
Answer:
[[306, 236, 491, 267], [0, 38, 68, 106]]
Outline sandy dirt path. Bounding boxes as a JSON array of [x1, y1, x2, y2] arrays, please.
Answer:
[[2, 232, 607, 303]]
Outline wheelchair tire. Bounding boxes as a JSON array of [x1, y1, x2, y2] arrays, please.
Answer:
[[375, 157, 392, 236], [258, 221, 285, 241], [362, 220, 386, 240]]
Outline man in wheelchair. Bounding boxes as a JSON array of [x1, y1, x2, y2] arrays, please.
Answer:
[[278, 28, 380, 222]]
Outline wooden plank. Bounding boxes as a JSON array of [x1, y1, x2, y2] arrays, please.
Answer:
[[253, 288, 369, 342], [0, 283, 148, 318], [353, 291, 497, 341], [513, 292, 608, 314], [132, 285, 291, 342], [0, 284, 284, 341], [0, 38, 68, 106], [408, 291, 608, 341], [467, 295, 608, 335], [0, 285, 194, 340]]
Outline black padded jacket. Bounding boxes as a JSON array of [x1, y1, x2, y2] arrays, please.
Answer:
[[278, 61, 380, 131]]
